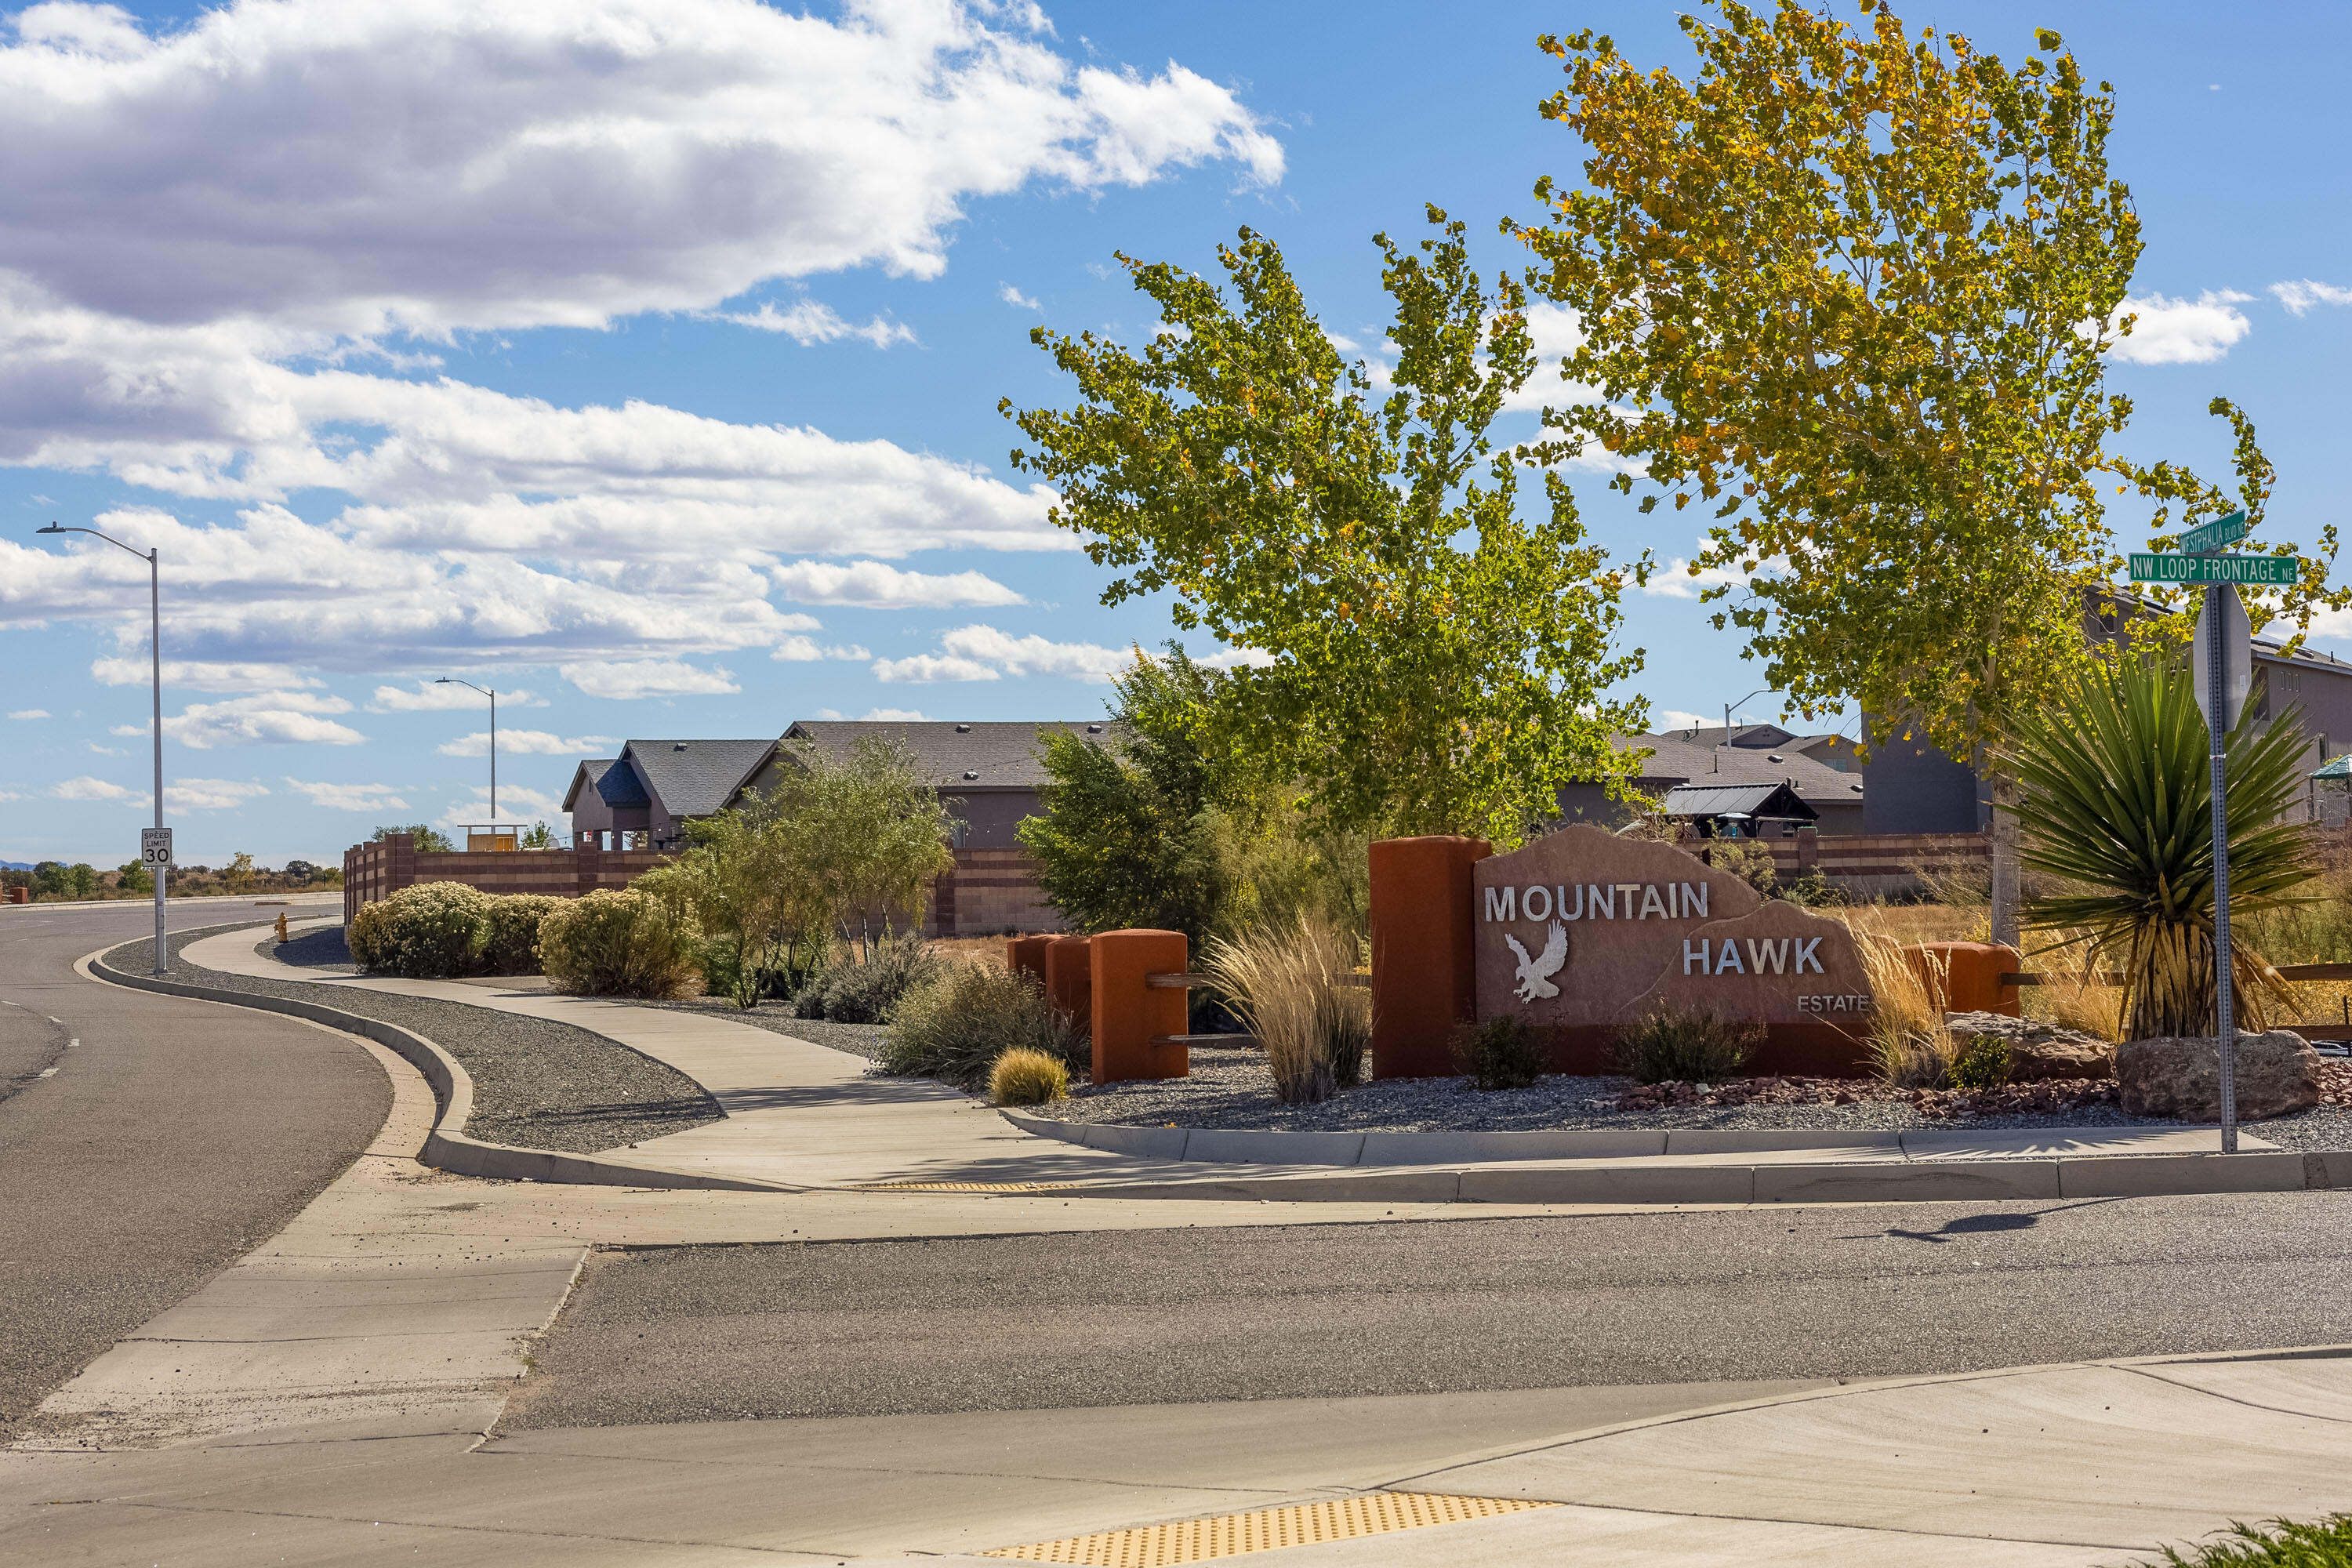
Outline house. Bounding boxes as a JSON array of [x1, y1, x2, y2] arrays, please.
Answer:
[[736, 719, 1116, 848], [1557, 725, 1868, 836], [1859, 633, 2352, 833], [561, 739, 780, 852]]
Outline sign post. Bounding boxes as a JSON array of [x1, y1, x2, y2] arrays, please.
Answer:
[[2133, 531, 2278, 1154], [140, 826, 172, 978]]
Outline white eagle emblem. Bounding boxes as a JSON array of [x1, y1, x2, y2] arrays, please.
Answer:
[[1504, 920, 1570, 1002]]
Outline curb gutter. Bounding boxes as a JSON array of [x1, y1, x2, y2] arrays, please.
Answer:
[[82, 943, 797, 1196]]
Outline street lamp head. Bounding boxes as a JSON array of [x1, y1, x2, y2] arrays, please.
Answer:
[[36, 522, 63, 534], [434, 677, 452, 684]]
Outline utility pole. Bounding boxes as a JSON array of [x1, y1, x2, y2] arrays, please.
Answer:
[[434, 677, 498, 824]]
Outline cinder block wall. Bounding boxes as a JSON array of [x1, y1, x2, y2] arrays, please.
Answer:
[[341, 836, 671, 926]]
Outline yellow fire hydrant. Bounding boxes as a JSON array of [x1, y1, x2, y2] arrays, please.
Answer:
[[274, 912, 289, 945]]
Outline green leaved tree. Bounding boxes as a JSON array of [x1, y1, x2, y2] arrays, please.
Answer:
[[1517, 2, 2137, 946], [1005, 209, 1646, 845]]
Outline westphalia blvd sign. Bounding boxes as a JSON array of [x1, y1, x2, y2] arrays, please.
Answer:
[[2129, 551, 2297, 586]]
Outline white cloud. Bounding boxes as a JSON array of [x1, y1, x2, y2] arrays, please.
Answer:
[[166, 778, 270, 811], [92, 657, 320, 692], [438, 730, 615, 757], [1656, 709, 1709, 731], [0, 790, 19, 801], [1504, 303, 1606, 412], [0, 0, 1281, 339], [437, 786, 566, 832], [2271, 280, 2352, 317], [1196, 644, 1275, 670], [873, 623, 1128, 683], [366, 681, 547, 713], [54, 775, 132, 800], [2107, 291, 2253, 365], [0, 0, 1282, 679], [715, 299, 915, 349], [1642, 559, 1755, 600], [858, 706, 931, 721], [768, 559, 1025, 608], [85, 741, 125, 755], [771, 636, 870, 662], [284, 777, 409, 811], [158, 691, 365, 748], [7, 708, 47, 719], [999, 282, 1042, 311], [557, 659, 739, 699]]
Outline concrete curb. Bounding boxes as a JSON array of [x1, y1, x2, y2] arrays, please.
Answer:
[[80, 938, 796, 1195], [1039, 1147, 2350, 1205]]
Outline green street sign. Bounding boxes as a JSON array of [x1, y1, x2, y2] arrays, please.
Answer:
[[2129, 552, 2299, 586], [2180, 510, 2249, 555]]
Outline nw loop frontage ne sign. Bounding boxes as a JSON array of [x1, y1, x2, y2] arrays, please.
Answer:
[[1471, 825, 1878, 1074]]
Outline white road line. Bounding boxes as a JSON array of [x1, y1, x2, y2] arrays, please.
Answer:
[[67, 1039, 78, 1048], [37, 1068, 57, 1078], [46, 1016, 62, 1025]]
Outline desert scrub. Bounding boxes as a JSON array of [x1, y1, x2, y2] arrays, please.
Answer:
[[1449, 1015, 1551, 1092], [539, 890, 701, 999], [793, 935, 946, 1024], [2138, 1513, 2352, 1566], [884, 961, 1083, 1085], [1853, 920, 1958, 1088], [1610, 1006, 1760, 1083], [1203, 916, 1368, 1105], [988, 1047, 1070, 1107], [1948, 1034, 2013, 1091], [348, 882, 492, 978], [481, 894, 561, 975]]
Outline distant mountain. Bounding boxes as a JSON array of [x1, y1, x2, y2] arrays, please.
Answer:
[[0, 861, 34, 872]]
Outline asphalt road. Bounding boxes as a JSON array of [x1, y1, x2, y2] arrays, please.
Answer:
[[0, 896, 387, 1437], [509, 1191, 2352, 1427]]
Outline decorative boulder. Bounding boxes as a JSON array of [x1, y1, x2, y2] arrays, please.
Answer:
[[1944, 1011, 2114, 1083], [2114, 1031, 2321, 1121]]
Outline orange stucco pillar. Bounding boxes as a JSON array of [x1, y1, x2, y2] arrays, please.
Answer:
[[1007, 935, 1053, 987], [1045, 935, 1094, 1031], [1370, 835, 1492, 1080], [1089, 928, 1189, 1085], [1904, 942, 2022, 1017]]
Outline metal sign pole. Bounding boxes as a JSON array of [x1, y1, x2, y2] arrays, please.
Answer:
[[150, 547, 165, 976], [2207, 582, 2238, 1152]]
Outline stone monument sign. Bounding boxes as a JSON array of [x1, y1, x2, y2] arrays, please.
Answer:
[[1472, 824, 1876, 1074]]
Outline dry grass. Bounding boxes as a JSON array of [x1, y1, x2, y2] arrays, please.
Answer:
[[1820, 902, 1987, 946], [1203, 916, 1367, 1104], [1846, 909, 1957, 1087]]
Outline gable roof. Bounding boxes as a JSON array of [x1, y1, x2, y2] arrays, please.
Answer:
[[1657, 779, 1819, 822], [1613, 731, 1864, 808], [561, 758, 617, 813], [618, 739, 779, 818], [781, 720, 1116, 791]]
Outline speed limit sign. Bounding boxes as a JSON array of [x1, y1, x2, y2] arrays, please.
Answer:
[[140, 826, 173, 867]]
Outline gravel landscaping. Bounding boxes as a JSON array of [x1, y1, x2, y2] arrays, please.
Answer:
[[1030, 1042, 2352, 1151], [102, 923, 726, 1155]]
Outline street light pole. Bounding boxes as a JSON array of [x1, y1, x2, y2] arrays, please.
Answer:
[[38, 523, 166, 974], [434, 677, 497, 826], [1719, 688, 1777, 776]]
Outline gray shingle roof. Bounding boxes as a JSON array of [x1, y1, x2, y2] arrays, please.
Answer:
[[619, 739, 779, 818], [782, 720, 1116, 790], [1615, 731, 1864, 806], [561, 758, 617, 813], [1657, 780, 1819, 822]]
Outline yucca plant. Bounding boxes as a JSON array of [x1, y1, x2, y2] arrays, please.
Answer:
[[2002, 656, 2308, 1040]]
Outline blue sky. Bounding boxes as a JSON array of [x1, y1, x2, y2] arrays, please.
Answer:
[[2, 0, 2348, 866]]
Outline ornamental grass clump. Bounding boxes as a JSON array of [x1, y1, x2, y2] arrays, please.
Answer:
[[1856, 926, 1958, 1088], [347, 881, 492, 978], [1203, 916, 1368, 1105], [793, 935, 946, 1023], [1610, 1005, 1760, 1083], [884, 961, 1085, 1085], [2005, 657, 2307, 1040], [539, 889, 700, 999], [988, 1047, 1070, 1107]]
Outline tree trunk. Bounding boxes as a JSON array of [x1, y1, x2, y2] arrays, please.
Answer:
[[1988, 768, 2021, 950]]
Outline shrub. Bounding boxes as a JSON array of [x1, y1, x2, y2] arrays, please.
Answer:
[[1610, 1006, 1760, 1083], [1854, 923, 1958, 1088], [988, 1047, 1070, 1106], [2141, 1513, 2352, 1566], [884, 962, 1085, 1084], [348, 881, 492, 977], [1449, 1015, 1551, 1092], [539, 890, 700, 998], [1203, 916, 1367, 1104], [793, 935, 946, 1023], [481, 894, 560, 975], [1949, 1034, 2013, 1091]]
